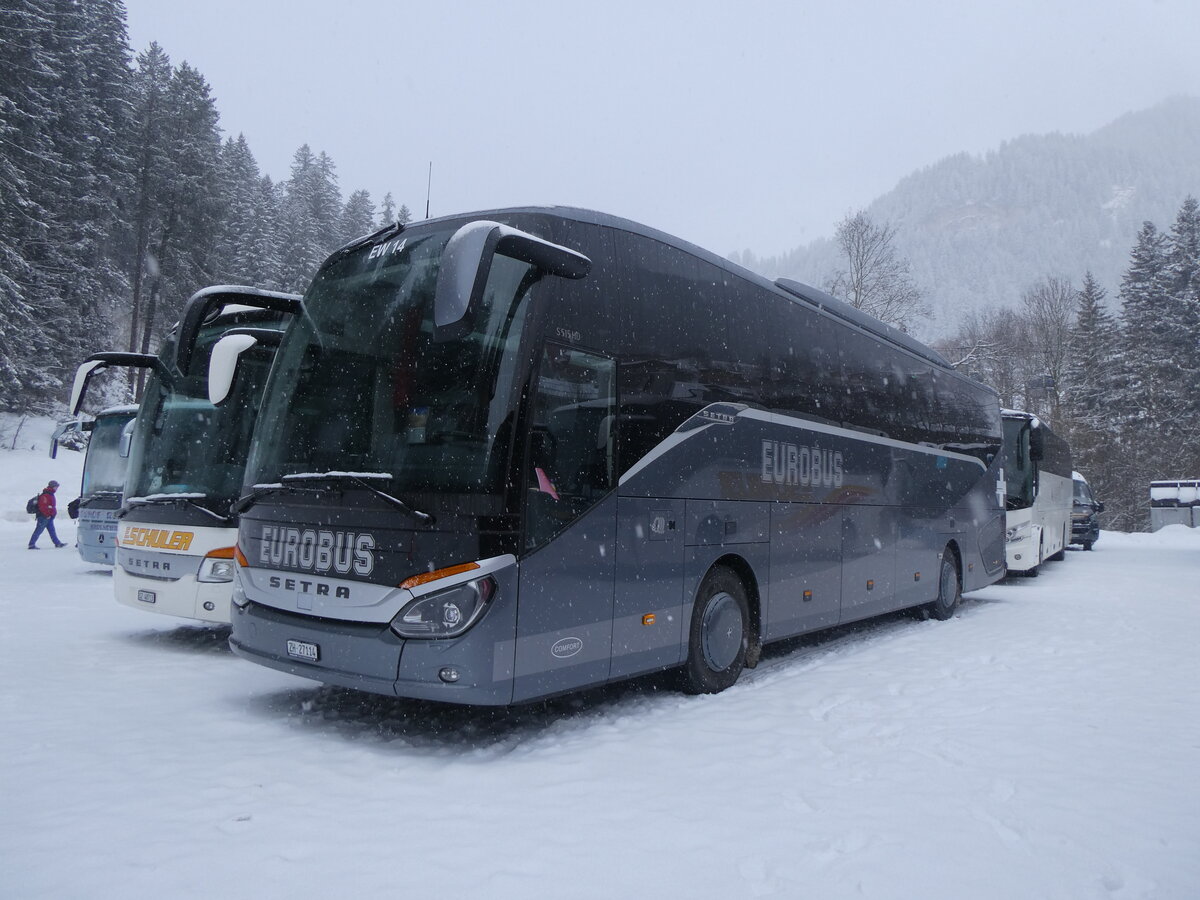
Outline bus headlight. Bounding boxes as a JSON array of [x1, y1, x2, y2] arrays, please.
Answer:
[[198, 547, 237, 583], [1005, 522, 1029, 543], [391, 576, 495, 639]]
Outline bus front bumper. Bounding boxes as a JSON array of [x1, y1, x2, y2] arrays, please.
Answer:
[[114, 564, 233, 623], [229, 601, 516, 706]]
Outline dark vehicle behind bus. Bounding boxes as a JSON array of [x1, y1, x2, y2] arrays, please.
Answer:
[[1071, 472, 1103, 550]]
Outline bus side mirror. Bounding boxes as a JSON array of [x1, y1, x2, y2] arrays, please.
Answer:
[[69, 359, 108, 417], [120, 419, 136, 457], [207, 328, 283, 406], [1096, 501, 1105, 513], [433, 220, 591, 342], [69, 352, 162, 415], [1028, 426, 1044, 461]]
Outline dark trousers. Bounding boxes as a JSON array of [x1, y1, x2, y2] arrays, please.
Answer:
[[29, 515, 63, 548]]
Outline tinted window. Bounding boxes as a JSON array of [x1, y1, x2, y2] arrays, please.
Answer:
[[759, 296, 841, 425], [525, 344, 616, 549], [616, 235, 734, 473]]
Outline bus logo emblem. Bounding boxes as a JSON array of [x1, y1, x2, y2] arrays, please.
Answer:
[[551, 637, 583, 659]]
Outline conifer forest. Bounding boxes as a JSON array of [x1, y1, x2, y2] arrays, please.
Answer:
[[2, 2, 1198, 531], [1, 1, 409, 413]]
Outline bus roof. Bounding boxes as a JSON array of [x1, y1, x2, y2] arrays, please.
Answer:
[[342, 205, 967, 378]]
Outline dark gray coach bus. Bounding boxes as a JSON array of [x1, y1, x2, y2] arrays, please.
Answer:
[[226, 207, 1006, 704]]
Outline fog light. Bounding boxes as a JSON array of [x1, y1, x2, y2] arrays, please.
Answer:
[[203, 601, 215, 612], [439, 667, 460, 684]]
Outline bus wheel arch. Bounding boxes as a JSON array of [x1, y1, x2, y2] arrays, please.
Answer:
[[682, 560, 755, 694]]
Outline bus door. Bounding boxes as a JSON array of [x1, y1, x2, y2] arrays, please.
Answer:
[[611, 496, 686, 680], [513, 344, 618, 702]]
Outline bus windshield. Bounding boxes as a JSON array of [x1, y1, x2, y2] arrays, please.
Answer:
[[1073, 480, 1093, 504], [125, 324, 278, 509], [244, 227, 536, 496], [1002, 417, 1034, 509], [80, 413, 134, 497]]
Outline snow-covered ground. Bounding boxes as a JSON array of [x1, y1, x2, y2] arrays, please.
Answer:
[[2, 425, 1199, 899]]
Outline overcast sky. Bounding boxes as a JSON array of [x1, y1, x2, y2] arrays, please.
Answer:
[[123, 0, 1200, 259]]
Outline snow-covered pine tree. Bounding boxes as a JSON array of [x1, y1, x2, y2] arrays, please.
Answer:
[[214, 134, 264, 283], [1061, 271, 1120, 517], [126, 43, 174, 356], [313, 152, 342, 252], [1065, 272, 1118, 430], [378, 192, 396, 228], [1161, 195, 1200, 417], [340, 189, 376, 246], [134, 60, 223, 370], [1160, 197, 1200, 435], [0, 0, 59, 408], [278, 145, 343, 292], [1108, 204, 1200, 529], [234, 174, 286, 291], [44, 0, 134, 371]]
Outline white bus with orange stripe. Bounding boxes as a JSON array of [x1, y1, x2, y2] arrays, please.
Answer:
[[113, 523, 240, 622], [69, 286, 300, 624]]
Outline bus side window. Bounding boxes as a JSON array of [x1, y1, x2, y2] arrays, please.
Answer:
[[525, 344, 615, 550]]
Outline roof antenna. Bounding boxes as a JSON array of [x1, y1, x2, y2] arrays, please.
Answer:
[[425, 162, 432, 219]]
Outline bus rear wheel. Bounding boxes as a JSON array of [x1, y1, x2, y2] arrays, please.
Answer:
[[682, 567, 749, 695], [926, 549, 961, 621]]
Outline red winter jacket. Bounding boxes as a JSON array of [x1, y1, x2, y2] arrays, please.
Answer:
[[37, 488, 57, 518]]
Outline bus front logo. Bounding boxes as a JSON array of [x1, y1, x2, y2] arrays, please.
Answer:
[[552, 637, 583, 659]]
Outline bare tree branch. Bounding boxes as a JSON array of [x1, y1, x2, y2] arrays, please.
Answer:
[[827, 210, 930, 331]]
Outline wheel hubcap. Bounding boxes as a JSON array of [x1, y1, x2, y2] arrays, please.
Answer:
[[940, 561, 957, 607], [701, 591, 743, 671]]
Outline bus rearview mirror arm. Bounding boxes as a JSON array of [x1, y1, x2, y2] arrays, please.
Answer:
[[433, 220, 591, 342], [69, 352, 169, 416], [174, 286, 303, 378]]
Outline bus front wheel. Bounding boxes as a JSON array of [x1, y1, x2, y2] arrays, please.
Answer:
[[682, 567, 749, 695]]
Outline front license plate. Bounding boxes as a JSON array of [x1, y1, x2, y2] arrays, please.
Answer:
[[286, 639, 320, 662], [137, 589, 156, 604]]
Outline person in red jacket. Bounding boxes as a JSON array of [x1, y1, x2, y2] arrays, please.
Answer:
[[28, 480, 67, 549]]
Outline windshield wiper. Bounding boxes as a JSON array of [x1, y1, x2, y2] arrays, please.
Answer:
[[277, 472, 436, 525], [229, 481, 318, 516], [79, 490, 123, 507], [117, 494, 233, 525]]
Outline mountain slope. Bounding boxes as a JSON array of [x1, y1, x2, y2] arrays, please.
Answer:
[[748, 96, 1200, 336]]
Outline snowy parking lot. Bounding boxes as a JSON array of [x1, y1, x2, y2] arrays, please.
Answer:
[[2, 442, 1199, 899]]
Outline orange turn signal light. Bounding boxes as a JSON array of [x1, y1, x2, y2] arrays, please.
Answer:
[[400, 562, 480, 590], [206, 545, 236, 559], [234, 545, 250, 567], [642, 614, 656, 626]]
